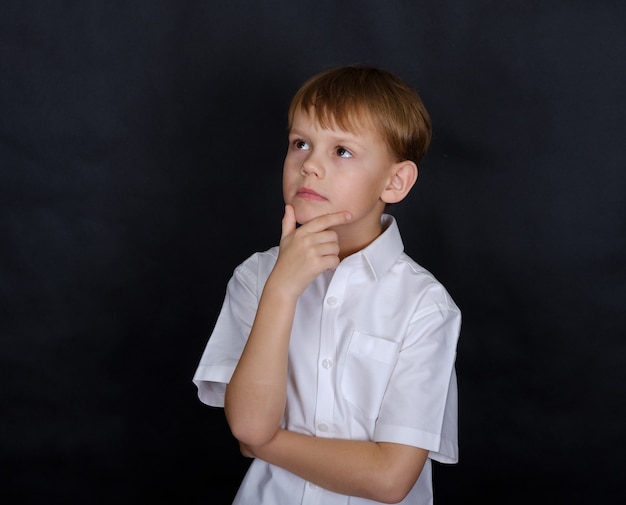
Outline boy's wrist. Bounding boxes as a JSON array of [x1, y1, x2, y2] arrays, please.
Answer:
[[263, 273, 302, 303]]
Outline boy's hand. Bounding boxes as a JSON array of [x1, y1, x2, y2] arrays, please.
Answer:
[[269, 204, 351, 298]]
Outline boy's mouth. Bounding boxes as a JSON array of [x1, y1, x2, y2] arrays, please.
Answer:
[[296, 187, 326, 201]]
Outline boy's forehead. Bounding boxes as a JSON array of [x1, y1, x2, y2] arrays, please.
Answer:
[[292, 105, 377, 135]]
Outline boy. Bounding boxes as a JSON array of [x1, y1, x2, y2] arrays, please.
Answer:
[[193, 65, 461, 504]]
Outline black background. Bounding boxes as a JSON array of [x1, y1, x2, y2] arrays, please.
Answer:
[[2, 1, 625, 504]]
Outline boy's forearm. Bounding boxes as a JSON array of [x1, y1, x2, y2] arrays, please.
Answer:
[[246, 429, 428, 503], [224, 279, 298, 446]]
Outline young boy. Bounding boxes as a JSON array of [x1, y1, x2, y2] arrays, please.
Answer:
[[193, 65, 461, 504]]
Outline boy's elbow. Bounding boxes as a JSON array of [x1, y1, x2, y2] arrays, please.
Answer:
[[224, 387, 283, 447], [226, 415, 277, 448], [370, 477, 414, 504], [365, 458, 424, 503], [364, 443, 427, 503], [232, 428, 276, 448]]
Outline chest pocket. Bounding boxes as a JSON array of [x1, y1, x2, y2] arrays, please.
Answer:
[[340, 331, 400, 419]]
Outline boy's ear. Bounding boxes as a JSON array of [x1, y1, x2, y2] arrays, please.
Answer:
[[381, 160, 418, 204]]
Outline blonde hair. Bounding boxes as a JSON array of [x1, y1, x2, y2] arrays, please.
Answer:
[[288, 65, 432, 165]]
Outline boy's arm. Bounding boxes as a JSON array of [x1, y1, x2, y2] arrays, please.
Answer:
[[242, 429, 428, 504], [224, 205, 351, 446]]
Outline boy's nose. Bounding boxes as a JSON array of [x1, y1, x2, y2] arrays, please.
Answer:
[[301, 155, 323, 177]]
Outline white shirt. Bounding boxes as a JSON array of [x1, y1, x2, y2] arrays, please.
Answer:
[[193, 214, 461, 505]]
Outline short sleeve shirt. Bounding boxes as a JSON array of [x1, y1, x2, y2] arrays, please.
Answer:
[[193, 214, 462, 505]]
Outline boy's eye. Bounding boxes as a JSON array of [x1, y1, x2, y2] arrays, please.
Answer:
[[293, 139, 309, 150], [336, 146, 353, 158]]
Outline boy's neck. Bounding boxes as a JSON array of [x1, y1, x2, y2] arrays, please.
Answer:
[[335, 215, 385, 260]]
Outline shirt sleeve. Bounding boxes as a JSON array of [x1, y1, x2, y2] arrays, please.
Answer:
[[374, 285, 462, 464], [192, 256, 262, 407]]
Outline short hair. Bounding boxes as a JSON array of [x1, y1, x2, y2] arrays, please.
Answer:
[[288, 65, 432, 165]]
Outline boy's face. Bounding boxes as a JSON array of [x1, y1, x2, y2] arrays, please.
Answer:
[[283, 107, 397, 241]]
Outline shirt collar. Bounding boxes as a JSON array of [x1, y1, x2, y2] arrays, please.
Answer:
[[356, 214, 405, 281]]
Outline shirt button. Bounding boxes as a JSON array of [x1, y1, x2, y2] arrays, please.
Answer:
[[317, 423, 329, 432], [321, 358, 333, 369], [326, 296, 338, 306]]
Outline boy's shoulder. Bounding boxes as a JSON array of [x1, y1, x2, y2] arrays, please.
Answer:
[[392, 252, 460, 312], [231, 246, 279, 280], [241, 245, 280, 263]]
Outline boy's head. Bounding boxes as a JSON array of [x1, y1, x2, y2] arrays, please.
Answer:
[[288, 65, 432, 166]]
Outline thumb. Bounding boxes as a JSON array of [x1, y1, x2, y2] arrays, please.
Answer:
[[281, 204, 297, 239]]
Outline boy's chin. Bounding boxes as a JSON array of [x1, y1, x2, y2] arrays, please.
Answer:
[[294, 208, 329, 226]]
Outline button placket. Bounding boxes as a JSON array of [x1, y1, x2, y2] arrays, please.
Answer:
[[315, 269, 347, 438]]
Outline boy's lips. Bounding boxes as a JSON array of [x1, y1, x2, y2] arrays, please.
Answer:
[[295, 187, 326, 201]]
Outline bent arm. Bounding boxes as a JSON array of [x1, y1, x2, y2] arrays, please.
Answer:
[[244, 429, 428, 504], [225, 207, 351, 446]]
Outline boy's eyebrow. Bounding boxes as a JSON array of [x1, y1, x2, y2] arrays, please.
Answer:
[[289, 127, 368, 149], [288, 128, 306, 137]]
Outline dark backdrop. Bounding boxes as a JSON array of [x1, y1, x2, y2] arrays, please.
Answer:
[[2, 1, 624, 504]]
